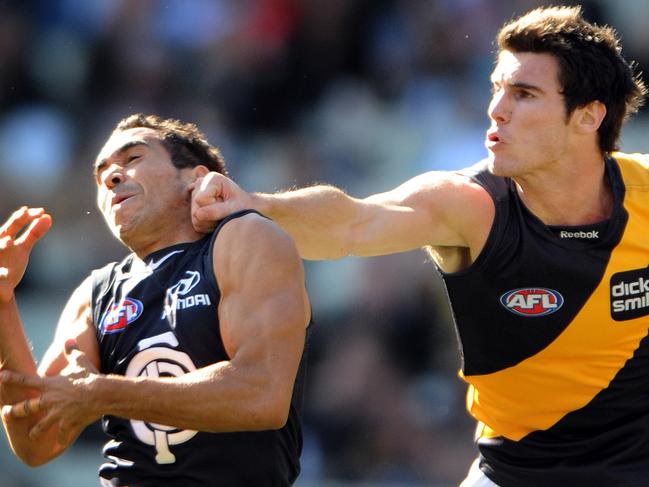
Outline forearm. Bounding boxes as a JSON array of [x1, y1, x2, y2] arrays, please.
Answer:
[[95, 361, 291, 432], [252, 185, 358, 260], [0, 297, 38, 379], [0, 296, 66, 466]]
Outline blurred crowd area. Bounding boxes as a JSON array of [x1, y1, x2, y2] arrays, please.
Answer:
[[1, 0, 648, 486]]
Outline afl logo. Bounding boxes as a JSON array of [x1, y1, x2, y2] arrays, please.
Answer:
[[100, 298, 144, 334], [500, 288, 564, 317]]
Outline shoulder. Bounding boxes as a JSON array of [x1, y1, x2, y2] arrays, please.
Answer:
[[372, 168, 495, 220], [215, 212, 296, 253], [212, 213, 301, 280], [414, 169, 496, 225], [612, 152, 649, 187]]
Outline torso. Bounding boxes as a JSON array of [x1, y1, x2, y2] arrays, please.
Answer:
[[438, 153, 649, 486], [91, 213, 306, 487]]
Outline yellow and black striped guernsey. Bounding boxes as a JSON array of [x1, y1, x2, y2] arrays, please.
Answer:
[[441, 153, 649, 486]]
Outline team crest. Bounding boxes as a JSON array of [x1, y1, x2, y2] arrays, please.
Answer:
[[100, 298, 144, 334], [500, 288, 563, 317]]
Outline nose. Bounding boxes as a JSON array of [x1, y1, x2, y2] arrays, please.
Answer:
[[101, 164, 125, 189], [488, 89, 510, 124]]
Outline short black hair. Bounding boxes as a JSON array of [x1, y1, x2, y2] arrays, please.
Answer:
[[115, 113, 227, 174], [497, 6, 647, 152]]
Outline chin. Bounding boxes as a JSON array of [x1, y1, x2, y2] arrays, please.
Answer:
[[108, 220, 135, 245], [487, 154, 517, 177]]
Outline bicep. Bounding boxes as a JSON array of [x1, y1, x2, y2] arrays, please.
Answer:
[[350, 171, 487, 256], [38, 275, 100, 377], [215, 217, 308, 385]]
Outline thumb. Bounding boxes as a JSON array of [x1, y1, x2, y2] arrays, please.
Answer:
[[64, 339, 79, 356], [64, 339, 94, 370]]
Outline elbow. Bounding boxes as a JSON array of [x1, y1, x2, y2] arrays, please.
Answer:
[[258, 413, 288, 431], [249, 395, 291, 430], [22, 455, 49, 468], [14, 446, 54, 467]]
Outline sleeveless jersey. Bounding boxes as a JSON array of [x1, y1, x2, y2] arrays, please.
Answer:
[[91, 211, 307, 487], [440, 153, 649, 486]]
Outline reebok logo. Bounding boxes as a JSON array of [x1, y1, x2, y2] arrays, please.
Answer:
[[559, 230, 599, 239], [610, 267, 649, 321]]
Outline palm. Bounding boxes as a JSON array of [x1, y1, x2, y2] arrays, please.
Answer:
[[0, 208, 52, 303]]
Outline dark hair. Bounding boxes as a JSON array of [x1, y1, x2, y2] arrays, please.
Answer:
[[115, 113, 227, 175], [497, 5, 646, 152]]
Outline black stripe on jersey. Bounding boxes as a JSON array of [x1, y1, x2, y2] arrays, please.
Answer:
[[480, 329, 649, 487], [444, 159, 627, 376]]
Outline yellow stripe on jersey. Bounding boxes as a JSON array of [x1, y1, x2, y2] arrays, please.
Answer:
[[461, 153, 649, 441]]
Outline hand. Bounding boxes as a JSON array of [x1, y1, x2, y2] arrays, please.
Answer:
[[0, 207, 52, 303], [191, 172, 254, 234], [0, 340, 101, 443]]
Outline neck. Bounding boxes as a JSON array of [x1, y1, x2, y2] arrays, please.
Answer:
[[514, 153, 612, 226], [122, 222, 205, 259], [134, 233, 204, 259]]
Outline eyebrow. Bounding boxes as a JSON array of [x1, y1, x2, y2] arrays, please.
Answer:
[[509, 81, 544, 93], [94, 140, 150, 176], [491, 77, 544, 94]]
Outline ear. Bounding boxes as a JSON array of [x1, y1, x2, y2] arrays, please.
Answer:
[[182, 165, 210, 193], [191, 165, 210, 180], [573, 100, 607, 135]]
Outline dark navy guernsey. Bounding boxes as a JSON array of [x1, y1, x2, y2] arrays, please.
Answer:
[[91, 210, 308, 487], [439, 154, 649, 487]]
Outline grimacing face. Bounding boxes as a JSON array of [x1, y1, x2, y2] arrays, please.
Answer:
[[94, 127, 192, 247], [485, 50, 573, 178]]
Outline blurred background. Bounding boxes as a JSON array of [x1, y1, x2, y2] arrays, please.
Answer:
[[1, 0, 648, 486]]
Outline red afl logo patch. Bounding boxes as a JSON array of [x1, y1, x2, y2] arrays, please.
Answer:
[[500, 288, 564, 317], [100, 298, 143, 334]]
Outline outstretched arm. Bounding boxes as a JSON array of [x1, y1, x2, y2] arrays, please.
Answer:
[[0, 207, 52, 376], [4, 213, 309, 437], [192, 170, 494, 261], [0, 207, 100, 466]]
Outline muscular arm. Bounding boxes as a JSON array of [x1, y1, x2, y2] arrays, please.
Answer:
[[67, 214, 308, 432], [251, 171, 495, 262], [1, 275, 99, 466]]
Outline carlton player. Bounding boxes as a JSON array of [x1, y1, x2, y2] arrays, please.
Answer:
[[0, 114, 310, 486], [189, 7, 649, 487]]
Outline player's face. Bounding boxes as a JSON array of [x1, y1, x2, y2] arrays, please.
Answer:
[[95, 127, 191, 245], [485, 50, 572, 178]]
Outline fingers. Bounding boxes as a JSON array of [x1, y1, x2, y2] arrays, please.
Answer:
[[0, 370, 44, 390], [8, 396, 43, 419], [1, 207, 42, 237], [14, 214, 52, 251], [191, 172, 254, 232], [0, 207, 52, 253], [193, 172, 228, 205]]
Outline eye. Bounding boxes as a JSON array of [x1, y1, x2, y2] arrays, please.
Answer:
[[514, 89, 533, 99], [127, 154, 141, 163]]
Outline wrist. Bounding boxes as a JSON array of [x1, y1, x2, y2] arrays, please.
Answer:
[[87, 373, 110, 418], [251, 193, 273, 217]]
